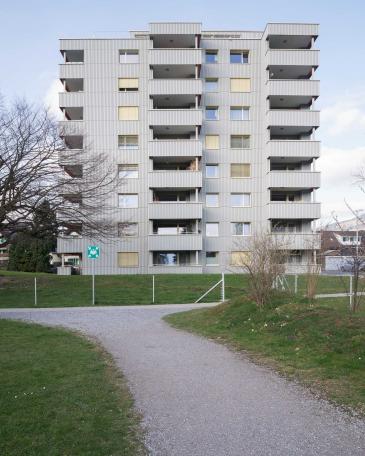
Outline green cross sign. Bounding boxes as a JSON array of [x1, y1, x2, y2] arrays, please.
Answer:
[[87, 246, 100, 259]]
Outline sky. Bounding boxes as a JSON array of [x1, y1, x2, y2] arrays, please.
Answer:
[[1, 0, 364, 223]]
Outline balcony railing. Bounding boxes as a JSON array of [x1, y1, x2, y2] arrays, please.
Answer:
[[266, 49, 319, 67], [149, 78, 202, 95], [149, 108, 202, 126], [270, 232, 320, 249], [267, 140, 320, 158], [266, 79, 320, 97], [148, 139, 202, 157], [149, 170, 202, 188], [149, 202, 202, 219], [267, 109, 320, 127], [268, 171, 320, 189], [148, 234, 202, 250], [149, 48, 202, 65], [268, 202, 321, 219]]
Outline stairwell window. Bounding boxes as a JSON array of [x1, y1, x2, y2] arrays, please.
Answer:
[[206, 193, 219, 207], [206, 164, 219, 178], [231, 222, 251, 236], [230, 135, 250, 148], [118, 135, 138, 149], [118, 164, 138, 179], [230, 50, 249, 64], [119, 50, 139, 63], [231, 164, 251, 178], [230, 107, 249, 121], [205, 78, 218, 92], [206, 223, 219, 237], [118, 252, 139, 267], [205, 50, 218, 63], [230, 193, 251, 207], [118, 106, 139, 121], [118, 78, 138, 91], [118, 194, 138, 208], [230, 78, 251, 92], [205, 106, 219, 120]]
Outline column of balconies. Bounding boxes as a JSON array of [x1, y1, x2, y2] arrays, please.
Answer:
[[265, 25, 320, 260], [147, 26, 203, 271]]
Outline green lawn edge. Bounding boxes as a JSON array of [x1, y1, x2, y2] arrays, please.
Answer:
[[0, 319, 146, 456]]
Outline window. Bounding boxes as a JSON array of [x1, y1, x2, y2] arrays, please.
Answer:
[[288, 250, 302, 264], [118, 164, 138, 179], [206, 223, 219, 237], [118, 222, 138, 237], [206, 252, 219, 265], [119, 50, 139, 63], [118, 135, 138, 149], [230, 193, 251, 207], [230, 107, 249, 121], [231, 222, 251, 236], [230, 78, 251, 92], [118, 194, 138, 208], [205, 78, 218, 92], [118, 78, 138, 91], [205, 106, 219, 120], [230, 251, 249, 266], [206, 164, 219, 178], [118, 106, 138, 121], [118, 252, 139, 267], [231, 164, 251, 178], [230, 50, 249, 64], [205, 50, 218, 63], [205, 135, 219, 150], [230, 135, 250, 148], [206, 193, 219, 207]]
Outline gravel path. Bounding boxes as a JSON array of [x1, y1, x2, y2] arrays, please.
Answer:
[[1, 305, 364, 456]]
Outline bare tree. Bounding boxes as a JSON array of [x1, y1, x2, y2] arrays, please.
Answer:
[[231, 231, 289, 309], [0, 98, 121, 239]]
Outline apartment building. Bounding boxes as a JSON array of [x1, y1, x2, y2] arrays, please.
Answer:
[[57, 22, 320, 275]]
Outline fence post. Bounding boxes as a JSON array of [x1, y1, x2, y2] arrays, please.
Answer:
[[221, 272, 225, 302], [294, 275, 298, 294], [349, 275, 353, 309], [34, 277, 37, 306], [152, 275, 155, 304]]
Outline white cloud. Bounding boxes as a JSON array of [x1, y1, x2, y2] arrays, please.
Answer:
[[44, 79, 63, 119], [318, 145, 365, 185]]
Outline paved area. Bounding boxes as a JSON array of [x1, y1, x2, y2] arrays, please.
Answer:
[[1, 304, 364, 456]]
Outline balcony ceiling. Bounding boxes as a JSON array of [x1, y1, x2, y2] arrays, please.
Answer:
[[268, 65, 314, 79], [152, 65, 196, 79], [152, 94, 196, 108], [269, 95, 314, 109], [270, 125, 314, 135], [151, 34, 196, 49], [269, 35, 312, 49]]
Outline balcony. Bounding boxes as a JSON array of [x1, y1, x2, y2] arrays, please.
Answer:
[[59, 120, 84, 135], [149, 48, 202, 65], [267, 140, 320, 158], [59, 92, 84, 107], [149, 78, 202, 95], [148, 234, 202, 250], [59, 63, 84, 79], [265, 23, 319, 39], [267, 109, 320, 128], [266, 79, 319, 97], [268, 171, 320, 189], [149, 171, 202, 188], [149, 109, 202, 126], [266, 49, 319, 67], [268, 202, 321, 219], [148, 139, 202, 157], [271, 232, 320, 250], [149, 202, 202, 219]]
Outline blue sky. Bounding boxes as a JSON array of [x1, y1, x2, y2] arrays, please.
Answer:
[[1, 0, 364, 222]]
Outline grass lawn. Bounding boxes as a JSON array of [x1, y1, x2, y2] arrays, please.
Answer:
[[0, 270, 359, 308], [0, 319, 145, 456], [165, 294, 365, 414]]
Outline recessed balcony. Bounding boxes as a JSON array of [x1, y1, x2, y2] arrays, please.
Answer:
[[61, 107, 83, 121]]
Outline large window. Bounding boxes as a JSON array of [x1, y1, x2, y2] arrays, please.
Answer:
[[118, 106, 139, 121], [206, 252, 219, 265], [230, 50, 249, 64], [119, 50, 139, 63], [205, 50, 218, 63], [230, 78, 251, 92], [205, 106, 219, 120], [206, 193, 219, 207], [205, 78, 218, 92], [206, 164, 219, 178], [117, 252, 139, 267], [118, 164, 138, 179], [206, 222, 219, 237], [118, 194, 138, 208], [118, 78, 138, 91], [230, 164, 251, 178], [230, 193, 251, 207], [230, 107, 249, 121], [231, 222, 251, 236], [205, 135, 219, 150], [230, 135, 250, 148], [118, 135, 138, 149], [118, 222, 138, 237]]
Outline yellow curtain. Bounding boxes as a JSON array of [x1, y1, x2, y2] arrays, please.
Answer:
[[118, 106, 139, 120], [118, 252, 139, 267], [231, 251, 250, 266], [231, 163, 251, 177], [205, 135, 219, 149], [230, 78, 251, 92], [118, 78, 139, 89]]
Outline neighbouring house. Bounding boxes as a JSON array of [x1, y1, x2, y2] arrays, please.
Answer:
[[0, 235, 9, 268], [321, 230, 365, 272]]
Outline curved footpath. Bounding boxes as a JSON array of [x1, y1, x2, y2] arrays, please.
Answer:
[[1, 304, 364, 456]]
